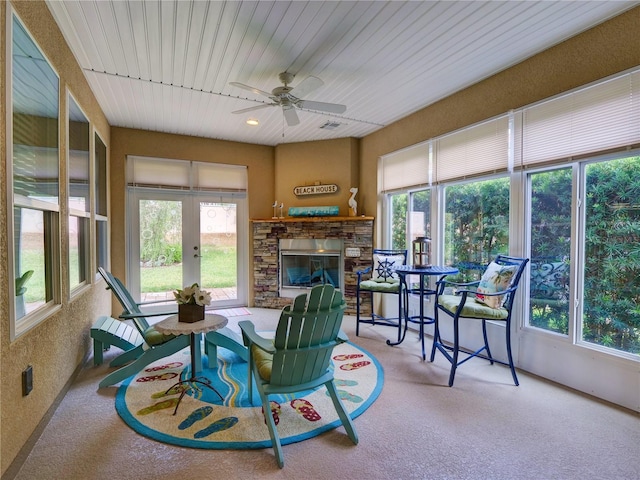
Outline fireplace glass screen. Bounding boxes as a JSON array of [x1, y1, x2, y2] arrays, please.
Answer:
[[279, 239, 342, 294]]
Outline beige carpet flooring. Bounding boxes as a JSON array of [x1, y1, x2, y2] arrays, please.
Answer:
[[7, 309, 640, 480]]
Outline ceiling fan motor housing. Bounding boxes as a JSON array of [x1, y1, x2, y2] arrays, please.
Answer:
[[272, 86, 294, 97], [278, 71, 295, 86]]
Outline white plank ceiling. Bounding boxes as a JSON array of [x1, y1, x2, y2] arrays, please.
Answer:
[[45, 1, 637, 146]]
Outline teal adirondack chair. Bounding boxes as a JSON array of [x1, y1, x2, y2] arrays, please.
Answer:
[[96, 268, 247, 388], [239, 284, 358, 468]]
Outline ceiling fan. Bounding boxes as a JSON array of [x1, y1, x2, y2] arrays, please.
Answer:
[[230, 72, 346, 126]]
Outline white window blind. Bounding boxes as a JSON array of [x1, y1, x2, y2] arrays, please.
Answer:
[[127, 156, 247, 191], [522, 70, 640, 166], [193, 162, 247, 191], [380, 142, 430, 192], [129, 156, 190, 188], [435, 115, 510, 182]]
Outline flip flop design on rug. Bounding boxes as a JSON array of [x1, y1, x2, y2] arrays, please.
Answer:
[[145, 362, 183, 372], [178, 406, 214, 430], [136, 372, 179, 383], [136, 398, 179, 415], [151, 384, 188, 398], [194, 416, 239, 439], [291, 399, 321, 421], [331, 389, 364, 403], [333, 353, 364, 361], [339, 361, 371, 371], [262, 401, 281, 425], [334, 379, 358, 387]]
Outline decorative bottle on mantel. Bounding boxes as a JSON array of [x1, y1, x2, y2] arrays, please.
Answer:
[[348, 187, 358, 217]]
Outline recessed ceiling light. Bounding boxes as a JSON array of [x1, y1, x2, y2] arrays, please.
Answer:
[[246, 118, 259, 126]]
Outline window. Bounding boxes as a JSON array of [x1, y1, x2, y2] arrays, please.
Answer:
[[409, 190, 431, 245], [68, 94, 90, 292], [527, 168, 572, 335], [10, 13, 60, 333], [443, 177, 510, 281], [582, 155, 640, 354], [388, 189, 432, 255], [389, 192, 408, 250], [95, 133, 108, 271]]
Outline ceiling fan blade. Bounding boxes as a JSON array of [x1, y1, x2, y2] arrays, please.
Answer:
[[229, 82, 273, 98], [283, 106, 300, 126], [297, 100, 346, 114], [232, 104, 275, 114], [290, 76, 323, 98]]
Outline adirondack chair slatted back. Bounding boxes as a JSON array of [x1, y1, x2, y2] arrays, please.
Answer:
[[98, 267, 151, 335], [270, 286, 346, 386]]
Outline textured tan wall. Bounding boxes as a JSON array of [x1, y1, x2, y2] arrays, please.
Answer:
[[359, 6, 640, 241], [109, 127, 275, 308], [1, 1, 111, 475], [274, 137, 360, 217]]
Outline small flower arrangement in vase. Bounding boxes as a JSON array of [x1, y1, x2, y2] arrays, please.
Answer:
[[174, 283, 212, 323]]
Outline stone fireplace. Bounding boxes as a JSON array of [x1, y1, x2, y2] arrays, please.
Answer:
[[252, 216, 374, 314]]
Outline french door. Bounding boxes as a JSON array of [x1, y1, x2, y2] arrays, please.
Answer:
[[127, 188, 247, 309]]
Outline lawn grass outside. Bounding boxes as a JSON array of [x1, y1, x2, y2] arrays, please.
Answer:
[[141, 248, 237, 292]]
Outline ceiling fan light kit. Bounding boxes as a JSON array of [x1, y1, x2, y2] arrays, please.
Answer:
[[230, 72, 347, 127]]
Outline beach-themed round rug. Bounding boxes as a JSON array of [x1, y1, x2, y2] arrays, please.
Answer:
[[115, 340, 383, 449]]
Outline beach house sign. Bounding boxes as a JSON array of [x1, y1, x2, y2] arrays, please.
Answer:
[[293, 184, 339, 196]]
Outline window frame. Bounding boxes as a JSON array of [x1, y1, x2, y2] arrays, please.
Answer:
[[7, 9, 62, 339], [93, 131, 109, 277], [67, 91, 91, 296]]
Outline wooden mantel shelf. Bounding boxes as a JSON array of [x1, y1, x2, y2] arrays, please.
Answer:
[[251, 216, 374, 223]]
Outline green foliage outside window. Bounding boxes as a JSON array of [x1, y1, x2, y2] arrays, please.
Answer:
[[139, 200, 182, 266], [444, 177, 510, 282], [529, 168, 572, 335], [583, 156, 640, 354], [390, 193, 408, 250]]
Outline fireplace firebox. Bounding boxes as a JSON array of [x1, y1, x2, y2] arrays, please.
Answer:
[[279, 239, 343, 298]]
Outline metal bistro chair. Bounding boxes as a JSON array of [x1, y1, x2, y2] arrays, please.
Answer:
[[355, 249, 407, 339], [431, 255, 529, 387], [239, 284, 358, 468]]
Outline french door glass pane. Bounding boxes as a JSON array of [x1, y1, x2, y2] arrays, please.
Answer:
[[139, 199, 183, 302], [444, 177, 510, 281], [199, 202, 237, 302], [529, 168, 571, 334], [583, 155, 640, 354]]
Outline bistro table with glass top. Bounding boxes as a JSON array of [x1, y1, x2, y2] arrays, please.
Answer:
[[154, 313, 228, 415], [390, 265, 459, 360]]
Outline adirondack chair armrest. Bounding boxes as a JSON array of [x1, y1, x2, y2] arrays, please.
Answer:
[[119, 310, 177, 320], [238, 320, 276, 353], [136, 298, 177, 307]]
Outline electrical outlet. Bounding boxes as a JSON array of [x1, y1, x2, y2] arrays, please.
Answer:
[[22, 365, 33, 396]]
